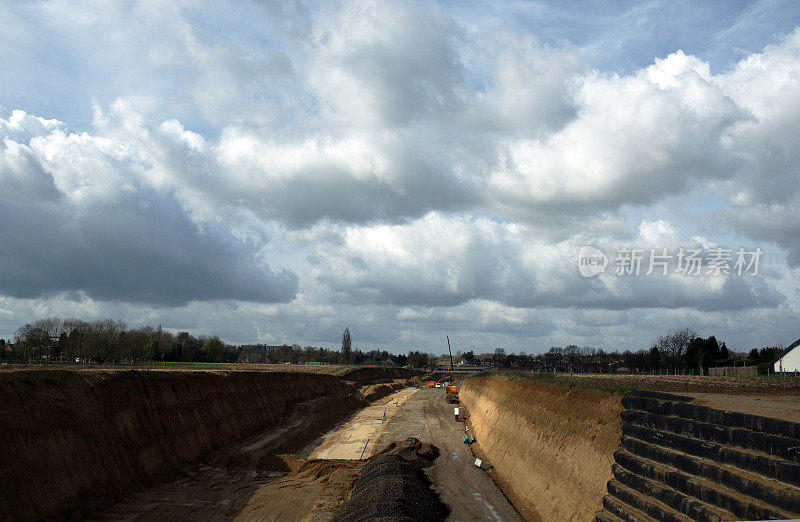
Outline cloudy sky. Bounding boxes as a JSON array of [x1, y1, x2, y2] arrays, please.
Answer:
[[2, 0, 800, 354]]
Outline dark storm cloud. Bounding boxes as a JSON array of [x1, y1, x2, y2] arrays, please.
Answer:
[[0, 112, 298, 305]]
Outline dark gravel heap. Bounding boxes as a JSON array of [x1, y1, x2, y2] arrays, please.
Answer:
[[332, 437, 449, 522]]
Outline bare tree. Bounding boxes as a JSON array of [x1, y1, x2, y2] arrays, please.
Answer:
[[655, 327, 697, 372], [15, 317, 66, 359], [564, 345, 580, 373]]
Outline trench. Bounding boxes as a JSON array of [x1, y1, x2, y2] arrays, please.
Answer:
[[5, 368, 799, 521], [459, 372, 800, 522], [0, 367, 418, 520]]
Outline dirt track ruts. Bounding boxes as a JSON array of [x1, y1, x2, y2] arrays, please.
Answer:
[[374, 386, 522, 521]]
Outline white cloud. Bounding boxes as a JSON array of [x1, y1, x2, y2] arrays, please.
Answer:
[[0, 109, 298, 305], [2, 1, 800, 352], [308, 212, 783, 311]]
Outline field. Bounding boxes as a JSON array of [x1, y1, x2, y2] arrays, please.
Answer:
[[562, 372, 800, 395]]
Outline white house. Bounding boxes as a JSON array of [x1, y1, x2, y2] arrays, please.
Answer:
[[773, 338, 800, 373]]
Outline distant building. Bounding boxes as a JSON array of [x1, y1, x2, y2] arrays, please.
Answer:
[[773, 338, 800, 372]]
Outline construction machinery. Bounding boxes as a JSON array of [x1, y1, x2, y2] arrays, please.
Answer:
[[445, 384, 458, 403], [446, 335, 454, 371]]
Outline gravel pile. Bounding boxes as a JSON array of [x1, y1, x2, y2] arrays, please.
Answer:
[[332, 437, 449, 522]]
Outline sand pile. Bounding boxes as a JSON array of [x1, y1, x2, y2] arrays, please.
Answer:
[[332, 437, 448, 522]]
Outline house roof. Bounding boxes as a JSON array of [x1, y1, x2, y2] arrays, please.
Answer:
[[772, 337, 800, 364]]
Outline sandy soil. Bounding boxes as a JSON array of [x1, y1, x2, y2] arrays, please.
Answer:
[[92, 382, 417, 521], [564, 373, 800, 423], [302, 387, 417, 459], [96, 458, 363, 521], [460, 374, 624, 521], [374, 386, 523, 521], [685, 392, 800, 423], [564, 373, 800, 395], [94, 394, 364, 521]]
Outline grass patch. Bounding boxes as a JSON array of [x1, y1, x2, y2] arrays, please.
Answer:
[[479, 370, 635, 395]]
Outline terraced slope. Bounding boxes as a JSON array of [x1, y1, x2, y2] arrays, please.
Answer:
[[597, 390, 800, 522]]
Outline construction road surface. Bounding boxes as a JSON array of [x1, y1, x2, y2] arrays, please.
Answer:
[[375, 386, 522, 521]]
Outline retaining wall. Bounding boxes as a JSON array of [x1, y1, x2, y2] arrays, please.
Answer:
[[596, 390, 800, 521]]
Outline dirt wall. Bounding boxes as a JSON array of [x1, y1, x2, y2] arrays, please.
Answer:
[[0, 369, 354, 520], [338, 366, 422, 385], [460, 373, 624, 521]]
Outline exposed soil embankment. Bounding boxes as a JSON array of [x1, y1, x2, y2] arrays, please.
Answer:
[[0, 369, 356, 520], [460, 373, 624, 521], [359, 379, 408, 402], [339, 366, 422, 385]]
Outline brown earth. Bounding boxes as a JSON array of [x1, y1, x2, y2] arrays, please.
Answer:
[[358, 379, 408, 402], [374, 385, 522, 520], [94, 455, 363, 521], [89, 375, 417, 521], [682, 392, 800, 423], [95, 443, 365, 521], [11, 365, 795, 522], [563, 372, 800, 395], [302, 387, 417, 460], [459, 374, 625, 521], [0, 369, 367, 520]]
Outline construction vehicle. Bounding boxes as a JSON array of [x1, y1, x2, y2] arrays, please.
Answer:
[[446, 384, 458, 403]]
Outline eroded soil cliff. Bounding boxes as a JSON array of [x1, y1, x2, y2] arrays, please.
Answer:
[[460, 373, 624, 521], [0, 369, 356, 520]]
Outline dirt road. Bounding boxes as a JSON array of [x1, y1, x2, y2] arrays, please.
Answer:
[[301, 387, 417, 459], [375, 386, 523, 521], [95, 385, 521, 521]]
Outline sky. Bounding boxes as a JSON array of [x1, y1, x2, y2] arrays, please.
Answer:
[[2, 0, 800, 354]]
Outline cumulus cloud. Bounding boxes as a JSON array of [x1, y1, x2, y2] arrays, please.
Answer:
[[488, 50, 745, 217], [2, 1, 800, 351], [308, 213, 783, 311], [0, 109, 298, 305]]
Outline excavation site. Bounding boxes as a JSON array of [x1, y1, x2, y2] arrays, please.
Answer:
[[3, 367, 800, 521]]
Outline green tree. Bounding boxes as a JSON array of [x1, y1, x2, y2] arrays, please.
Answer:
[[341, 327, 352, 363], [686, 336, 720, 374], [202, 337, 224, 362]]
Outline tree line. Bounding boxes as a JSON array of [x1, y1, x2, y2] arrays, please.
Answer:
[[2, 318, 785, 374], [479, 328, 782, 375], [1, 317, 437, 369]]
